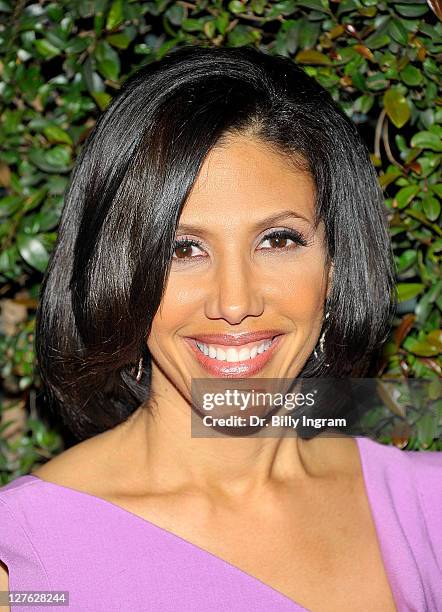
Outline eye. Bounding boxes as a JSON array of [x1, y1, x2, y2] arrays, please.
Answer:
[[172, 228, 309, 264], [258, 229, 308, 251], [172, 238, 206, 261]]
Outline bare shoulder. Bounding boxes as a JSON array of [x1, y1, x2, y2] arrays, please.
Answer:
[[30, 428, 116, 496], [30, 407, 144, 498]]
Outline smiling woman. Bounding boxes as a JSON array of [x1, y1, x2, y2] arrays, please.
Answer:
[[0, 44, 441, 612], [151, 139, 327, 383], [36, 44, 396, 438]]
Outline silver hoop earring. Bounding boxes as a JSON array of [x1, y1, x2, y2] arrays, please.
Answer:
[[135, 357, 143, 382], [314, 311, 330, 367]]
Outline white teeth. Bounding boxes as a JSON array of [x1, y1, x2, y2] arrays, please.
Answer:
[[238, 347, 250, 361], [195, 338, 275, 362], [226, 348, 238, 362], [216, 347, 226, 361]]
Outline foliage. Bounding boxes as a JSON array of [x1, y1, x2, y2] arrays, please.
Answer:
[[0, 0, 441, 477]]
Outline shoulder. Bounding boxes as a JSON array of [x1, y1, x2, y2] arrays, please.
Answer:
[[356, 436, 442, 548], [0, 433, 112, 570], [30, 428, 126, 497], [0, 476, 52, 590], [356, 435, 442, 494], [356, 434, 442, 478]]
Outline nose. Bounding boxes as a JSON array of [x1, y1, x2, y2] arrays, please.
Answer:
[[204, 253, 264, 324]]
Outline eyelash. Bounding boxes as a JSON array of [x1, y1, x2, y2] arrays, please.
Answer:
[[172, 229, 309, 263]]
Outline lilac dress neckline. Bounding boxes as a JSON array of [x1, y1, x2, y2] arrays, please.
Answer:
[[12, 436, 398, 610], [1, 435, 441, 611]]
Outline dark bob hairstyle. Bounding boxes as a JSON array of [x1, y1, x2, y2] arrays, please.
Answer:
[[36, 44, 396, 441]]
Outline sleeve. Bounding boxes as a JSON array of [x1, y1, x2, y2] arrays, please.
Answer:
[[0, 497, 51, 591], [409, 449, 442, 570]]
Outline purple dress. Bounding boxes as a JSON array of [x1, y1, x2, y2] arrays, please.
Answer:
[[0, 436, 441, 611]]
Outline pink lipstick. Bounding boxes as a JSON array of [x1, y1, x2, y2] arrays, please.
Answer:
[[183, 332, 284, 377]]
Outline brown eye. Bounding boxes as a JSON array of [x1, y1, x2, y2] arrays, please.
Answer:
[[269, 235, 288, 248], [172, 239, 204, 261], [260, 229, 308, 251], [174, 244, 192, 259]]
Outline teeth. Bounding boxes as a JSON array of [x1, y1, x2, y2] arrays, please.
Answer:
[[195, 338, 274, 362]]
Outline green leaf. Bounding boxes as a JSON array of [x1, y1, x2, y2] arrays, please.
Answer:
[[395, 4, 429, 18], [389, 19, 408, 46], [354, 94, 374, 114], [28, 146, 72, 173], [415, 282, 442, 325], [394, 185, 420, 209], [107, 33, 131, 49], [44, 146, 71, 170], [403, 337, 439, 357], [106, 0, 123, 30], [43, 125, 73, 145], [95, 41, 120, 81], [427, 329, 442, 351], [400, 64, 423, 87], [366, 73, 389, 91], [182, 18, 205, 32], [82, 56, 105, 93], [396, 249, 416, 273], [0, 195, 23, 217], [295, 50, 331, 65], [291, 0, 330, 11], [410, 131, 442, 152], [423, 196, 440, 222], [215, 12, 229, 35], [416, 412, 436, 449], [23, 189, 47, 213], [228, 0, 247, 13], [396, 282, 425, 302], [364, 33, 390, 50], [379, 167, 402, 188], [65, 37, 92, 54], [429, 184, 442, 199], [34, 39, 60, 59], [97, 59, 119, 80], [165, 4, 185, 25], [384, 88, 410, 128], [91, 92, 112, 110], [16, 234, 49, 272], [298, 20, 320, 49]]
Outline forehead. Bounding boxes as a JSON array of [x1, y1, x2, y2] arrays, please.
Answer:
[[181, 135, 316, 226]]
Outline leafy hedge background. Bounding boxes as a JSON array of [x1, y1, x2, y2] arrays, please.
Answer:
[[0, 0, 441, 482]]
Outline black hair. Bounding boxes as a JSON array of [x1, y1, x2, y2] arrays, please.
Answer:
[[35, 44, 396, 441]]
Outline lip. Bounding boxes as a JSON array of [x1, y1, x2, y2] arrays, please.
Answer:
[[186, 330, 285, 346], [183, 334, 285, 377]]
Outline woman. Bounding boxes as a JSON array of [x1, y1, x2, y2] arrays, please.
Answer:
[[0, 45, 441, 612]]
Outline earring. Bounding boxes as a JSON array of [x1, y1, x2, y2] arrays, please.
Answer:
[[135, 357, 143, 382], [314, 311, 330, 367]]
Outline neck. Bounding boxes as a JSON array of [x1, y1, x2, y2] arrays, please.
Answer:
[[112, 364, 354, 501]]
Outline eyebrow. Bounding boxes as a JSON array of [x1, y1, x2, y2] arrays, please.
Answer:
[[176, 209, 312, 235]]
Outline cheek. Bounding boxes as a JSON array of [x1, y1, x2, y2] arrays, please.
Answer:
[[272, 284, 325, 331], [260, 253, 329, 322], [147, 280, 204, 347]]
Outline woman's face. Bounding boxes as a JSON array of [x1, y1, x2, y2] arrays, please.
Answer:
[[147, 135, 332, 396]]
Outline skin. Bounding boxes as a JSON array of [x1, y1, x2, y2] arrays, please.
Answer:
[[1, 135, 397, 612]]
